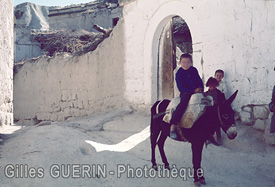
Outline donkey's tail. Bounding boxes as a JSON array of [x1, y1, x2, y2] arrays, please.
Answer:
[[150, 100, 161, 135], [150, 99, 171, 137]]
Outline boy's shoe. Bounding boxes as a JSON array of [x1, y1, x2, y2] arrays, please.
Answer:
[[170, 130, 177, 139]]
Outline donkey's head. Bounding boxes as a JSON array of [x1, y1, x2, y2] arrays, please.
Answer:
[[218, 90, 238, 140]]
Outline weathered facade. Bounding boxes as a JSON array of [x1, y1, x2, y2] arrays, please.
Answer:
[[14, 21, 127, 125], [14, 0, 275, 144], [0, 0, 14, 127]]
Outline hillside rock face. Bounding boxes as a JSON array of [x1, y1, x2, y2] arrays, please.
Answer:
[[14, 2, 52, 30], [14, 3, 55, 62]]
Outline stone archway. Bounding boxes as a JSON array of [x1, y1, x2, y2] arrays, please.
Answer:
[[143, 1, 203, 106], [157, 16, 193, 101], [157, 19, 175, 100]]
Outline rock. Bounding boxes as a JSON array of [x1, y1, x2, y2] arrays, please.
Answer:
[[252, 119, 266, 131], [37, 121, 52, 126], [234, 111, 241, 121], [242, 106, 252, 113], [253, 106, 269, 119], [36, 112, 50, 121], [240, 111, 254, 125]]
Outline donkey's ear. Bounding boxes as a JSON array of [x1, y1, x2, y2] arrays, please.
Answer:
[[226, 90, 238, 104]]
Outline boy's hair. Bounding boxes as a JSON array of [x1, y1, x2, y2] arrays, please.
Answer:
[[206, 77, 218, 87], [180, 53, 192, 62], [215, 69, 224, 76]]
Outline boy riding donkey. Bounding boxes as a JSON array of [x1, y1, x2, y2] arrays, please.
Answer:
[[169, 54, 204, 139], [169, 54, 221, 146]]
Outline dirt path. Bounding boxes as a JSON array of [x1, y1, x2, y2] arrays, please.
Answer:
[[0, 109, 274, 187]]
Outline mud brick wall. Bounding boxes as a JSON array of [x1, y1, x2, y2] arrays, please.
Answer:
[[0, 1, 14, 127]]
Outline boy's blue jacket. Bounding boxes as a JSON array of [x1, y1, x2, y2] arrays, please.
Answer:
[[175, 66, 204, 94]]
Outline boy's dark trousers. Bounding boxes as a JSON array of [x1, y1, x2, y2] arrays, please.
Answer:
[[170, 92, 193, 125]]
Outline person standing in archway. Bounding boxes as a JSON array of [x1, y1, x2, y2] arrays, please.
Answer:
[[169, 53, 204, 139], [215, 69, 228, 98], [269, 83, 275, 133]]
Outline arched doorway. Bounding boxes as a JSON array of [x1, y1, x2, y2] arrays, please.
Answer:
[[157, 16, 193, 100], [143, 1, 203, 105]]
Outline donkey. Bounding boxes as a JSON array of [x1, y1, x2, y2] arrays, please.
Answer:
[[150, 90, 238, 186]]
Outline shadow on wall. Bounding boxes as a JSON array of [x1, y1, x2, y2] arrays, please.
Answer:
[[13, 19, 127, 126]]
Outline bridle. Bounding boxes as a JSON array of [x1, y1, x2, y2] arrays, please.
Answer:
[[217, 105, 236, 130], [217, 105, 224, 126]]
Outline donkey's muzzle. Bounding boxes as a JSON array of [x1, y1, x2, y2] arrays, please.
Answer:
[[226, 126, 237, 140]]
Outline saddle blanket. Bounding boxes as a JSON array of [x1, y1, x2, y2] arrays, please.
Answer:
[[163, 93, 214, 128]]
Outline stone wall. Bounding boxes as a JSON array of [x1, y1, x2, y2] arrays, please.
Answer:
[[0, 0, 14, 127], [191, 0, 275, 145], [239, 105, 275, 144], [14, 20, 127, 125]]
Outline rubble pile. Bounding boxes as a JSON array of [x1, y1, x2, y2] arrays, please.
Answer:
[[31, 28, 112, 56]]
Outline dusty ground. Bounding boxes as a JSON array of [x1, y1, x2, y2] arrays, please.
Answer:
[[0, 108, 275, 187]]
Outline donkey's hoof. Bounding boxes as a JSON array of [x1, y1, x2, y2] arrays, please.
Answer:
[[164, 165, 170, 170], [152, 165, 158, 171], [199, 178, 206, 185], [193, 181, 201, 187]]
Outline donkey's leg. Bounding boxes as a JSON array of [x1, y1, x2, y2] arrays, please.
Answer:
[[191, 141, 205, 185], [150, 99, 170, 170], [151, 126, 160, 170], [157, 132, 170, 169], [150, 104, 161, 170]]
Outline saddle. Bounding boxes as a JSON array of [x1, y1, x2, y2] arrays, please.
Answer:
[[163, 93, 214, 129]]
